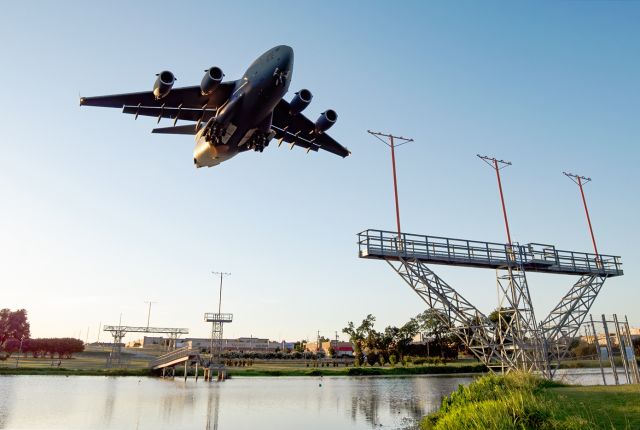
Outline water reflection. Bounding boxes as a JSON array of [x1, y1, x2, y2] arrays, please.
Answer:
[[205, 386, 220, 430], [0, 377, 13, 428], [0, 375, 474, 430], [102, 377, 117, 426]]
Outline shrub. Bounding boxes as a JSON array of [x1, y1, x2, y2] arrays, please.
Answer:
[[422, 373, 586, 430], [389, 354, 397, 367]]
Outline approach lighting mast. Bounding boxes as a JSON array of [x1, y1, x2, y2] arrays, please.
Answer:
[[368, 130, 414, 244], [477, 155, 513, 246], [207, 271, 232, 365], [144, 300, 157, 330], [563, 172, 599, 259]]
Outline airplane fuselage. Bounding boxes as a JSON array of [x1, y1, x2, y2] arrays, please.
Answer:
[[193, 45, 293, 167]]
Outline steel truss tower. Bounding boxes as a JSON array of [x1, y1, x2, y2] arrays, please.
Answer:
[[358, 229, 622, 377], [540, 274, 606, 367]]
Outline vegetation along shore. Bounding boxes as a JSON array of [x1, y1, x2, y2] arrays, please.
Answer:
[[421, 373, 640, 430]]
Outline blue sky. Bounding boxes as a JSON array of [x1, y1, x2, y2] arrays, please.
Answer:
[[1, 1, 638, 343]]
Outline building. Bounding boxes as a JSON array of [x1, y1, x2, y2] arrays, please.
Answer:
[[176, 337, 291, 353], [125, 336, 172, 349], [306, 340, 354, 357]]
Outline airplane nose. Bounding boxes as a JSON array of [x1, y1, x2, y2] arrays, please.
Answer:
[[277, 45, 293, 69]]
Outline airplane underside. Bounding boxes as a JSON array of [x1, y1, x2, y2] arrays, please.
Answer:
[[192, 122, 275, 168]]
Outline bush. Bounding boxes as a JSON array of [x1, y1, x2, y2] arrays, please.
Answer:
[[571, 341, 596, 358], [413, 357, 443, 366], [421, 373, 588, 430], [389, 354, 397, 367]]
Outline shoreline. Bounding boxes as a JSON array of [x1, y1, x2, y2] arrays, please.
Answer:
[[0, 363, 487, 377]]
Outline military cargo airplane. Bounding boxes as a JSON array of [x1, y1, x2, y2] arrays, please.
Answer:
[[80, 45, 350, 168]]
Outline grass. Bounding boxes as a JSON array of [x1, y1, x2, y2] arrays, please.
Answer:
[[421, 373, 640, 430], [549, 385, 640, 429], [0, 348, 487, 377], [226, 363, 486, 377]]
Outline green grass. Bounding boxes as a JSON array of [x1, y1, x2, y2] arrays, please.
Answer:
[[1, 348, 487, 377], [548, 385, 640, 429], [226, 363, 487, 377], [421, 373, 640, 430], [0, 367, 151, 376]]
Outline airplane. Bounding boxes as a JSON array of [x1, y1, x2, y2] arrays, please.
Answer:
[[79, 45, 350, 168]]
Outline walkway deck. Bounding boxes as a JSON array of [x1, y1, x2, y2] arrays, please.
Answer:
[[358, 229, 623, 277], [150, 347, 200, 370]]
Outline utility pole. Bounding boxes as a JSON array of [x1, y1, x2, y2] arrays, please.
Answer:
[[210, 271, 231, 362], [478, 155, 513, 247], [563, 172, 599, 259], [368, 130, 414, 245], [144, 300, 157, 330]]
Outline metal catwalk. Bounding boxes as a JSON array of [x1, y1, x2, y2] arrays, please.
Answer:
[[358, 229, 623, 377]]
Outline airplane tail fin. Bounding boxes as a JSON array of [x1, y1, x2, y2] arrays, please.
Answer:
[[151, 124, 201, 135]]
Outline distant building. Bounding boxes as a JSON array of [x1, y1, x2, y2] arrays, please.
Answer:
[[126, 336, 169, 349], [176, 337, 290, 353], [580, 327, 640, 347], [306, 340, 354, 357]]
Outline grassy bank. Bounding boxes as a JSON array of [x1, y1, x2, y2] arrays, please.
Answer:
[[0, 349, 487, 377], [421, 373, 640, 430], [0, 356, 486, 377], [228, 363, 487, 377], [0, 367, 151, 376]]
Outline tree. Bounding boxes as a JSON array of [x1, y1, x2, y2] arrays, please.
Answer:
[[0, 309, 30, 359], [327, 344, 336, 357], [489, 307, 514, 336], [343, 314, 376, 366], [416, 309, 450, 358], [395, 318, 419, 358]]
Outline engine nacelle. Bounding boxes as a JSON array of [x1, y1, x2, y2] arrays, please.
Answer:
[[153, 71, 175, 100], [200, 66, 224, 96], [314, 109, 337, 133], [288, 89, 313, 115]]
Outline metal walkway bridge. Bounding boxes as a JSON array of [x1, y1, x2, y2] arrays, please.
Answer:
[[358, 229, 623, 277], [150, 347, 200, 370], [358, 228, 623, 378]]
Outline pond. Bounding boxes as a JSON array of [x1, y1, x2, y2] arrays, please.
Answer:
[[0, 369, 624, 429], [0, 374, 473, 430]]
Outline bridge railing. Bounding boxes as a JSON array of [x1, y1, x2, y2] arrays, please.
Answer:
[[150, 347, 198, 369], [357, 229, 622, 276]]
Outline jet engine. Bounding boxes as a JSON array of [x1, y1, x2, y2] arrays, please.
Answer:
[[200, 66, 224, 95], [153, 71, 176, 100], [315, 109, 337, 133], [288, 89, 313, 115]]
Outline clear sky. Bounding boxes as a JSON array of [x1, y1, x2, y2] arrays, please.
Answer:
[[1, 1, 638, 344]]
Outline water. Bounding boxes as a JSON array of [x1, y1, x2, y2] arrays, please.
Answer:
[[0, 375, 474, 430], [0, 370, 625, 429]]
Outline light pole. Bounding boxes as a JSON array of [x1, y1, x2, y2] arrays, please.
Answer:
[[563, 172, 600, 260], [367, 130, 414, 246], [144, 300, 157, 330], [477, 155, 514, 247], [15, 336, 25, 368], [210, 271, 231, 362]]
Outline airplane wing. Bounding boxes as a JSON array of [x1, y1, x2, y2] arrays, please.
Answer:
[[79, 83, 236, 123], [271, 99, 351, 158]]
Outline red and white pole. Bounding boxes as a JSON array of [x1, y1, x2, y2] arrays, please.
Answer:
[[389, 135, 402, 241], [564, 172, 599, 260]]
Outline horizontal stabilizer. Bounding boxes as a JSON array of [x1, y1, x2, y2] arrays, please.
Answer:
[[151, 124, 200, 135]]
